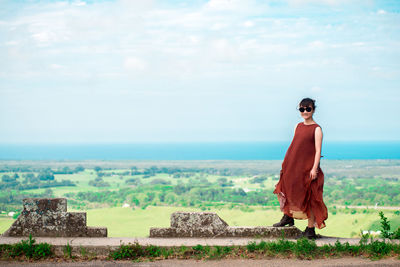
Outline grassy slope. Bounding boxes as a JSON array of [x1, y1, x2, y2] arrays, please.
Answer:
[[0, 218, 14, 234]]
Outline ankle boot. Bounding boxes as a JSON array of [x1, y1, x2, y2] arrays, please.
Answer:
[[302, 227, 317, 240], [273, 214, 294, 227]]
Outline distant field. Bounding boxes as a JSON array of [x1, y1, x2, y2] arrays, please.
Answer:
[[0, 217, 14, 234]]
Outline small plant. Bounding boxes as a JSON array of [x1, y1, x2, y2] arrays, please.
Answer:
[[379, 211, 392, 238], [160, 247, 174, 259], [0, 235, 52, 259], [145, 245, 162, 257], [33, 243, 52, 259], [368, 240, 391, 259], [359, 231, 370, 246], [246, 241, 257, 252], [111, 243, 142, 260], [293, 238, 318, 259], [179, 245, 188, 254], [378, 211, 400, 239], [80, 246, 87, 258], [63, 242, 72, 258], [208, 246, 223, 259]]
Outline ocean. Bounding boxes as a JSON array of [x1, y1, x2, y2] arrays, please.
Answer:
[[0, 142, 399, 160]]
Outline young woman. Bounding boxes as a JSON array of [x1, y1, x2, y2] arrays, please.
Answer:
[[272, 98, 328, 239]]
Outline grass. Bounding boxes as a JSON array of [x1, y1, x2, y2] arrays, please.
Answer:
[[0, 235, 53, 260], [0, 235, 398, 261], [109, 238, 400, 261], [0, 218, 14, 234]]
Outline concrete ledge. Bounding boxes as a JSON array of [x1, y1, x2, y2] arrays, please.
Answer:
[[150, 226, 302, 238], [150, 211, 302, 238]]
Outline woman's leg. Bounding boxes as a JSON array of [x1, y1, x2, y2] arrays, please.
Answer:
[[308, 209, 315, 228]]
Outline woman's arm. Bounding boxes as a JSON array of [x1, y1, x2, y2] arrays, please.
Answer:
[[310, 126, 323, 180]]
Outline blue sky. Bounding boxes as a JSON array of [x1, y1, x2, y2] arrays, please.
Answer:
[[0, 0, 399, 143]]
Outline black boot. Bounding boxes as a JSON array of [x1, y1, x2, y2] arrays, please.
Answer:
[[301, 227, 317, 240], [273, 214, 294, 227]]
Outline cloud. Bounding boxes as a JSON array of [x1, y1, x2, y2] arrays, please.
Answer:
[[0, 0, 399, 142], [124, 57, 147, 71], [288, 0, 362, 7], [243, 20, 254, 27], [205, 0, 244, 11], [377, 9, 386, 15], [311, 86, 322, 92]]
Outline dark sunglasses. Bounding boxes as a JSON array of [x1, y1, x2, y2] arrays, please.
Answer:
[[299, 107, 313, 112]]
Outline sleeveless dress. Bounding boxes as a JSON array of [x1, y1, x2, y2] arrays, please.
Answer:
[[273, 122, 328, 229]]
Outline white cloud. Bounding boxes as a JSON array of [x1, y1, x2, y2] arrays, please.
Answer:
[[288, 0, 358, 6], [5, 41, 18, 46], [243, 20, 254, 27], [73, 1, 86, 6], [124, 57, 147, 71], [205, 0, 243, 11], [377, 9, 386, 15], [50, 64, 64, 69], [308, 40, 325, 49], [311, 86, 322, 92]]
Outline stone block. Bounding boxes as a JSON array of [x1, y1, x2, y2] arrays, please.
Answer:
[[86, 227, 108, 237], [23, 198, 67, 213], [2, 198, 107, 237], [171, 212, 228, 231]]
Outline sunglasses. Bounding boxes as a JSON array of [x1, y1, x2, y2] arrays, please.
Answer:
[[299, 107, 313, 112]]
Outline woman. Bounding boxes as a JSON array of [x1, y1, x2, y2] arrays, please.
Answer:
[[272, 98, 328, 239]]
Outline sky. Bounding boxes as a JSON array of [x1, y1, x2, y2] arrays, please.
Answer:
[[0, 0, 399, 143]]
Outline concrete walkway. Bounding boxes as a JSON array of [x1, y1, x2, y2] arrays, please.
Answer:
[[0, 236, 399, 250], [1, 258, 400, 267]]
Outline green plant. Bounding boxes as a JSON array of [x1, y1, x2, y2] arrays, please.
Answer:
[[368, 240, 391, 259], [379, 211, 392, 238], [246, 241, 257, 252], [0, 235, 52, 259], [160, 247, 174, 259], [191, 244, 210, 259], [179, 245, 188, 254], [33, 243, 52, 259], [111, 243, 144, 260], [359, 231, 370, 246], [22, 234, 36, 258], [145, 245, 162, 257], [63, 242, 72, 258], [393, 227, 400, 239], [80, 246, 87, 258], [293, 238, 318, 259]]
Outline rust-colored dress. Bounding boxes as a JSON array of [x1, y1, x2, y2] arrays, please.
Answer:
[[273, 122, 328, 229]]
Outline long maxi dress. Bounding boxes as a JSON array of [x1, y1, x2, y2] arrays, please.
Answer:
[[273, 122, 328, 229]]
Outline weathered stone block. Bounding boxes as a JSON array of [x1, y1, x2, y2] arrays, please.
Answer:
[[171, 212, 228, 231], [23, 198, 67, 213], [67, 212, 87, 228], [86, 227, 108, 237], [2, 198, 107, 237]]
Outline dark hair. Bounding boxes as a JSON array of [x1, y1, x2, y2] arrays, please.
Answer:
[[299, 98, 316, 110]]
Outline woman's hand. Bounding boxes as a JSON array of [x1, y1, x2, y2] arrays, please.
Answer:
[[310, 168, 318, 180]]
